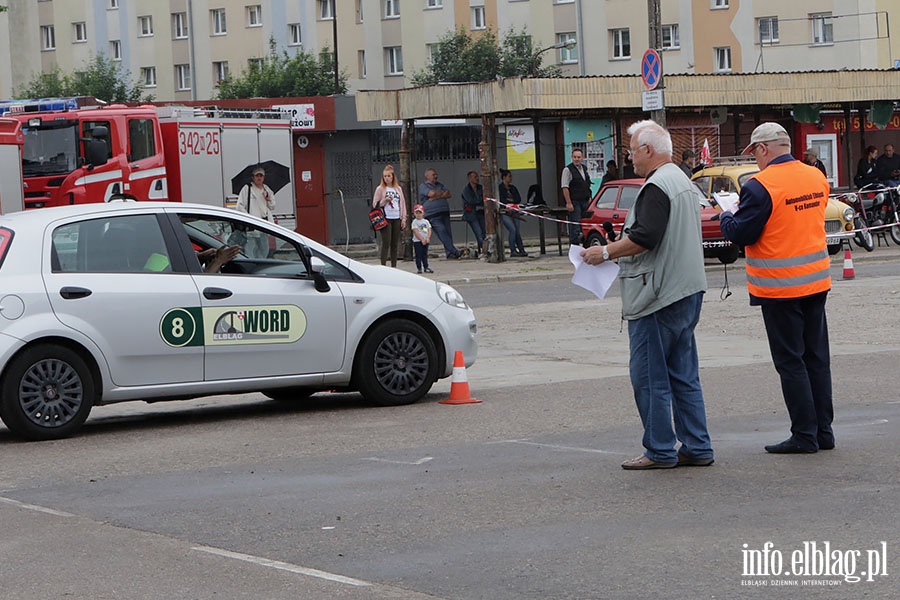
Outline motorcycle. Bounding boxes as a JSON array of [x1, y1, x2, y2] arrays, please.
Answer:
[[851, 184, 900, 249]]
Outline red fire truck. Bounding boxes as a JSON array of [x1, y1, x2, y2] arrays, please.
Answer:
[[0, 117, 25, 214], [0, 97, 296, 230]]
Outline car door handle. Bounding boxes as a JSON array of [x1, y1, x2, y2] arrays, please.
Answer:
[[59, 286, 92, 299], [203, 287, 232, 300]]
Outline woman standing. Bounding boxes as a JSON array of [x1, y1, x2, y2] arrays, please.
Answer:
[[498, 169, 528, 257], [372, 165, 407, 267], [236, 166, 276, 258]]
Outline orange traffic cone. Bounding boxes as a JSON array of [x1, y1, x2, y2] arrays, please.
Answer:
[[842, 249, 855, 280], [439, 351, 481, 405]]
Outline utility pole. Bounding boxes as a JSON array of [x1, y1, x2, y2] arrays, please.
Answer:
[[647, 0, 666, 127], [331, 0, 339, 94]]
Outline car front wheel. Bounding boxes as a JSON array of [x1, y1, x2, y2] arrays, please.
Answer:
[[0, 344, 96, 441], [354, 319, 439, 407]]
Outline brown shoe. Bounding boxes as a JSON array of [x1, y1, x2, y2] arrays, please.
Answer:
[[621, 454, 677, 470], [677, 453, 715, 467]]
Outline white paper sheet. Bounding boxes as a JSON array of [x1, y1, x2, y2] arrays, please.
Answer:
[[712, 191, 739, 214], [568, 245, 619, 299]]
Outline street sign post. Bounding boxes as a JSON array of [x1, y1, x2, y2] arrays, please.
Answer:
[[640, 48, 665, 126], [641, 49, 661, 90]]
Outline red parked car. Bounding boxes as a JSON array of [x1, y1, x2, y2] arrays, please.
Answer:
[[580, 178, 738, 264]]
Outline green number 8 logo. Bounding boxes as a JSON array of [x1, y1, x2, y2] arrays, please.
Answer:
[[160, 308, 199, 347]]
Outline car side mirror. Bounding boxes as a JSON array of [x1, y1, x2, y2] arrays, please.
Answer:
[[310, 257, 330, 293], [582, 210, 594, 219], [710, 213, 720, 221]]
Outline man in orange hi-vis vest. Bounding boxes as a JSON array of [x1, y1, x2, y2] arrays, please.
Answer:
[[719, 122, 834, 455]]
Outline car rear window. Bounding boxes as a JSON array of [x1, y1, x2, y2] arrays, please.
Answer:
[[0, 227, 12, 269]]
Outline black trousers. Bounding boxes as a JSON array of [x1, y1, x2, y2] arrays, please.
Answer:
[[760, 293, 834, 449]]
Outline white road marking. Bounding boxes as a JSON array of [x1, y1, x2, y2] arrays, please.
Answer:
[[0, 496, 74, 517], [364, 456, 433, 465], [488, 439, 622, 455], [192, 546, 372, 587]]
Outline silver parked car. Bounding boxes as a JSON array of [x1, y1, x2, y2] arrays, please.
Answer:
[[0, 202, 477, 440]]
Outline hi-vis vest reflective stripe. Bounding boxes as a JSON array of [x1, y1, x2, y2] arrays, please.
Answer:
[[745, 161, 832, 299]]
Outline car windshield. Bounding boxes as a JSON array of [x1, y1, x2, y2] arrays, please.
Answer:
[[22, 121, 79, 177]]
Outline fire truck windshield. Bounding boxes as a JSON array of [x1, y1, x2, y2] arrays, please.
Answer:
[[22, 121, 79, 177]]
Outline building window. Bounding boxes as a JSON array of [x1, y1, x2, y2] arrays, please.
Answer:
[[173, 12, 189, 39], [247, 5, 262, 27], [138, 16, 153, 37], [557, 33, 577, 63], [73, 22, 87, 43], [358, 50, 366, 78], [386, 46, 403, 75], [108, 0, 118, 8], [319, 0, 334, 20], [471, 6, 486, 30], [213, 61, 229, 83], [811, 13, 833, 45], [757, 17, 779, 44], [661, 24, 679, 50], [288, 23, 302, 46], [110, 40, 122, 60], [141, 67, 157, 87], [712, 0, 728, 8], [248, 57, 264, 69], [41, 25, 55, 50], [426, 43, 439, 64], [356, 0, 364, 22], [211, 9, 227, 35], [176, 64, 191, 90], [426, 0, 443, 7], [714, 46, 731, 72], [611, 28, 630, 59], [384, 0, 400, 18]]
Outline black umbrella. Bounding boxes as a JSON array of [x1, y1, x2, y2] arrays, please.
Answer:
[[231, 160, 292, 196]]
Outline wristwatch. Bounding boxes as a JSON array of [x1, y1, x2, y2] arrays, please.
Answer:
[[602, 246, 610, 262]]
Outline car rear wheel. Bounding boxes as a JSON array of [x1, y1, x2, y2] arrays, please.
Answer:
[[585, 232, 608, 247], [354, 319, 439, 407], [0, 344, 95, 441]]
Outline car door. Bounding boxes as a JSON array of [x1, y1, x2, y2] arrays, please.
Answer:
[[45, 211, 204, 387], [173, 211, 347, 381]]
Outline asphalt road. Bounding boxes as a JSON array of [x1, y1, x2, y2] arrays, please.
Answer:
[[1, 257, 899, 599]]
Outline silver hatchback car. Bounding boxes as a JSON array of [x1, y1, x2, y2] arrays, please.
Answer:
[[0, 202, 477, 440]]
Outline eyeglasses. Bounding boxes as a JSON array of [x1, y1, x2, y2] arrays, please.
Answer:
[[751, 143, 769, 154], [629, 143, 649, 154]]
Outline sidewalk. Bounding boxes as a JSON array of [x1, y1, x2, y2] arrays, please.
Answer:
[[340, 240, 900, 287]]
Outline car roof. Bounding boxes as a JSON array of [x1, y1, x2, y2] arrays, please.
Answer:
[[0, 202, 232, 226], [692, 164, 759, 178]]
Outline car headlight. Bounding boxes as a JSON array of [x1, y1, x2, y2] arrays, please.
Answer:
[[436, 282, 468, 309], [842, 206, 854, 222]]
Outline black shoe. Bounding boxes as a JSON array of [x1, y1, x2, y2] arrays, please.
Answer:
[[818, 439, 835, 450], [764, 438, 818, 454], [677, 453, 715, 467], [424, 267, 434, 273]]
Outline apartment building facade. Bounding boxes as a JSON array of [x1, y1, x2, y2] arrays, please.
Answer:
[[1, 1, 896, 101]]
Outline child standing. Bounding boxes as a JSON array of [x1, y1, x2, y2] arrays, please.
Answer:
[[411, 204, 434, 273]]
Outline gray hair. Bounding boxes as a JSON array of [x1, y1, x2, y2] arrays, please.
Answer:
[[627, 120, 673, 157]]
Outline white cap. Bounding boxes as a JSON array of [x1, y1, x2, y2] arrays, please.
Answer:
[[742, 122, 791, 155]]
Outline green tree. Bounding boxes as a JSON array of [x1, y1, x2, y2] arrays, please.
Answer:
[[412, 26, 561, 86], [16, 53, 151, 102], [217, 39, 348, 99]]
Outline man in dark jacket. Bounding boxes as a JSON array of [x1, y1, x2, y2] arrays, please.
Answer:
[[561, 148, 591, 245]]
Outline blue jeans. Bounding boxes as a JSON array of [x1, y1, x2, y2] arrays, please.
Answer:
[[568, 199, 588, 244], [463, 211, 486, 248], [627, 292, 712, 463], [501, 213, 525, 254], [427, 212, 459, 258], [413, 241, 429, 270]]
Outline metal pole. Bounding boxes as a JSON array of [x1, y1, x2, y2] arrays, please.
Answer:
[[647, 0, 666, 127], [332, 0, 339, 94], [400, 119, 413, 260]]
